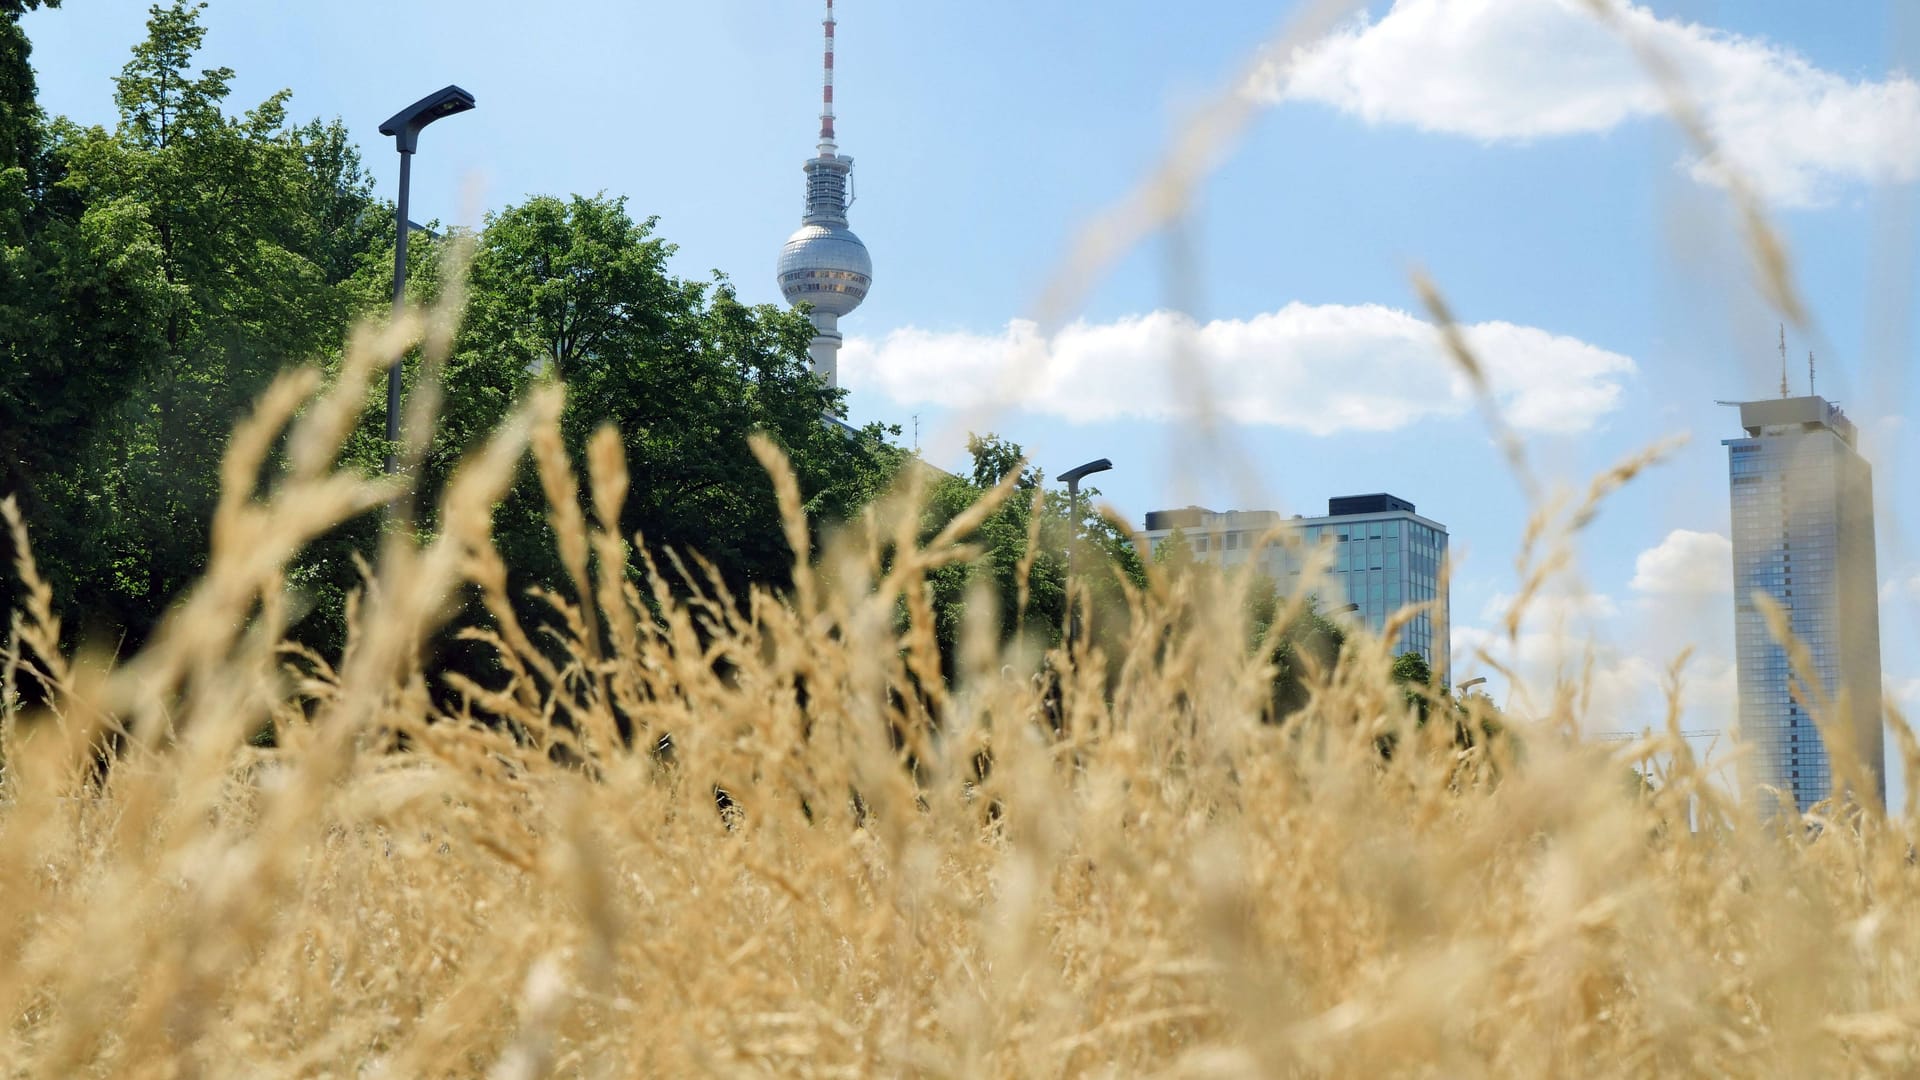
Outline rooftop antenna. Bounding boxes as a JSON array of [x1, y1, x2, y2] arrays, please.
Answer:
[[1808, 350, 1816, 398], [1778, 324, 1789, 399], [818, 0, 837, 156]]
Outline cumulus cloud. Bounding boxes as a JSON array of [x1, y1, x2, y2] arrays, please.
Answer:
[[1479, 589, 1618, 625], [1451, 621, 1735, 737], [1631, 530, 1733, 595], [1258, 0, 1920, 207], [841, 303, 1633, 435], [1882, 573, 1920, 606], [1897, 679, 1920, 715], [1452, 532, 1740, 738]]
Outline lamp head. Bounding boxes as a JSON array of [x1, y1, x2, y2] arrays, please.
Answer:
[[1058, 458, 1114, 486], [380, 85, 476, 154]]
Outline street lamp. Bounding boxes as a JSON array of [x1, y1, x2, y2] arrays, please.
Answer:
[[377, 85, 476, 475], [1458, 676, 1488, 693], [1057, 457, 1113, 644]]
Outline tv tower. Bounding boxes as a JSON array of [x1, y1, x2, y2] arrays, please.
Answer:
[[776, 0, 872, 388]]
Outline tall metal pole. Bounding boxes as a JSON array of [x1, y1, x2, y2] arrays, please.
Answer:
[[377, 85, 474, 476], [1065, 476, 1081, 645], [1055, 458, 1111, 647], [386, 150, 412, 476]]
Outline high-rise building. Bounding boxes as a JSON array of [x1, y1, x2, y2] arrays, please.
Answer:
[[1139, 494, 1450, 678], [1725, 394, 1884, 814], [776, 0, 871, 388]]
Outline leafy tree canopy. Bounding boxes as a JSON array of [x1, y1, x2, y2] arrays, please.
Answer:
[[0, 4, 905, 689], [431, 193, 904, 601]]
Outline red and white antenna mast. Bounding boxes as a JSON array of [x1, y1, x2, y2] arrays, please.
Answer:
[[776, 0, 871, 389], [819, 0, 838, 156]]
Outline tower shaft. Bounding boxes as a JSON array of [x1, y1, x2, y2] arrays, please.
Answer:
[[776, 0, 871, 390]]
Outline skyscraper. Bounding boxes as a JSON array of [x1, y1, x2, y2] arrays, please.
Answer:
[[1139, 494, 1450, 678], [776, 0, 871, 388], [1725, 394, 1884, 815]]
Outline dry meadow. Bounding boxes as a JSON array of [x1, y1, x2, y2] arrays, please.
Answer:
[[0, 306, 1916, 1078], [6, 2, 1920, 1076]]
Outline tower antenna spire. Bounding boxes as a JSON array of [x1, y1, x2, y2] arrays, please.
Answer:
[[775, 0, 872, 390], [1774, 326, 1789, 401], [819, 0, 837, 155], [1808, 349, 1816, 398]]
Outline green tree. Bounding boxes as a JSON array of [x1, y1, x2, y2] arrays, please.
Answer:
[[424, 192, 903, 629], [1251, 586, 1346, 722], [0, 0, 175, 634], [1150, 527, 1194, 571], [1389, 649, 1511, 757], [4, 6, 909, 681], [919, 433, 1144, 671], [0, 1, 56, 187], [0, 1, 387, 643], [1391, 650, 1434, 720]]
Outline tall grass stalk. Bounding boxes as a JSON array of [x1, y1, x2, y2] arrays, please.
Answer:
[[0, 302, 1915, 1075], [2, 3, 1915, 1075]]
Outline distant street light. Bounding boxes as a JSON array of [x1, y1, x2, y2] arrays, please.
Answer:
[[1459, 676, 1488, 692], [377, 85, 476, 475], [1058, 457, 1113, 644]]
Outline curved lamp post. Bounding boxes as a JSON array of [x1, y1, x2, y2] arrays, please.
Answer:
[[1057, 457, 1113, 644], [377, 85, 475, 474]]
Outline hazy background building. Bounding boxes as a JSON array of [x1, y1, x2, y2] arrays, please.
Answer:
[[1140, 494, 1449, 678], [1726, 395, 1884, 815], [775, 0, 871, 387]]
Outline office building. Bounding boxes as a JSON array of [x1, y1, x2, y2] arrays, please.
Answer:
[[1725, 394, 1884, 814], [1140, 494, 1449, 677]]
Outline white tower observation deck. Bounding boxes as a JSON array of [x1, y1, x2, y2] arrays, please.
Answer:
[[776, 0, 871, 388]]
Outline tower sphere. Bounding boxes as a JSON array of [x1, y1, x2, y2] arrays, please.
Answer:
[[777, 0, 869, 387], [778, 223, 872, 318]]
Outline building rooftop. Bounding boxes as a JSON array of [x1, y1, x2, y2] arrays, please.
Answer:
[[1328, 493, 1416, 517], [1141, 495, 1435, 534], [1729, 395, 1857, 448]]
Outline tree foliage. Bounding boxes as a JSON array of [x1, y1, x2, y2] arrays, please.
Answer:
[[1, 1, 388, 642], [918, 433, 1144, 671], [432, 193, 903, 606], [1254, 587, 1347, 722], [0, 4, 915, 674]]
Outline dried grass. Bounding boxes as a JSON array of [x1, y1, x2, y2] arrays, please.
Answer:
[[0, 297, 1916, 1077], [2, 4, 1914, 1076]]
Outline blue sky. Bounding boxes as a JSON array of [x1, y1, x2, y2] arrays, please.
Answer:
[[24, 1, 1920, 791]]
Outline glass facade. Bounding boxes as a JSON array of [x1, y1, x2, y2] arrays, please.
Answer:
[[1725, 397, 1883, 816], [1139, 498, 1450, 679]]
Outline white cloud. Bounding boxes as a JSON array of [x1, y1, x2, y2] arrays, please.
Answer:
[[1260, 0, 1920, 207], [1451, 532, 1738, 739], [1480, 588, 1618, 625], [1896, 679, 1920, 716], [1631, 529, 1733, 595], [1882, 574, 1920, 606], [842, 304, 1633, 435], [1451, 621, 1735, 737]]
